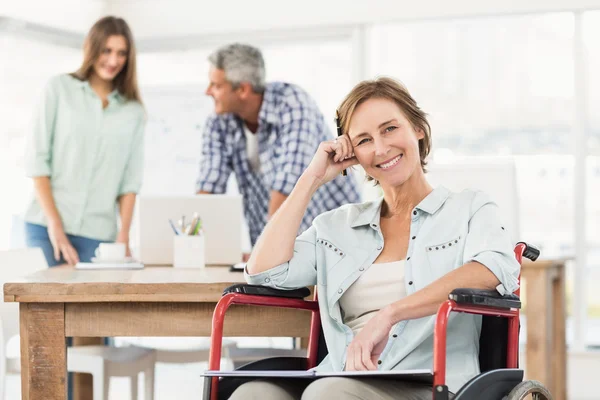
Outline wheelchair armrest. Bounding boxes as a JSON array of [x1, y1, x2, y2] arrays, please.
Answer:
[[449, 288, 521, 309], [223, 284, 311, 299], [517, 241, 540, 261]]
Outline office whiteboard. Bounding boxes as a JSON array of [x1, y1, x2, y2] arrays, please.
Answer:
[[140, 84, 239, 196]]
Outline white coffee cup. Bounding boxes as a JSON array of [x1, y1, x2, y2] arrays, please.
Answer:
[[95, 243, 126, 261]]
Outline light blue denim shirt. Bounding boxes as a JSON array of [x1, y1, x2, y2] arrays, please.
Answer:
[[23, 74, 145, 241], [245, 186, 520, 393]]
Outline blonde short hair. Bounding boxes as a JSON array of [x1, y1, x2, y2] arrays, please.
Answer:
[[337, 77, 431, 172]]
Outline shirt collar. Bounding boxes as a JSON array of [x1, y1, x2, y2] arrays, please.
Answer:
[[350, 185, 451, 228], [416, 185, 450, 214], [75, 77, 125, 103], [257, 83, 279, 125]]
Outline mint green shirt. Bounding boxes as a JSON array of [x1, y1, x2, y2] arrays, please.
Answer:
[[24, 74, 145, 241]]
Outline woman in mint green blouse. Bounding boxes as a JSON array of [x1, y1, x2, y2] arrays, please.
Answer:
[[24, 16, 145, 267]]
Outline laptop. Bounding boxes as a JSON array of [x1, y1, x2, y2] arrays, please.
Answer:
[[136, 195, 243, 266]]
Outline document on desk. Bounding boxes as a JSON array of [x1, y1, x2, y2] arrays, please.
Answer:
[[202, 369, 433, 383], [75, 262, 145, 270]]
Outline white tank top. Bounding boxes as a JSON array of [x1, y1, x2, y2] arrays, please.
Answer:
[[339, 260, 407, 336], [244, 124, 260, 172]]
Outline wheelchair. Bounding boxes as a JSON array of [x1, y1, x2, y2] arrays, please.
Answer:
[[204, 242, 553, 400]]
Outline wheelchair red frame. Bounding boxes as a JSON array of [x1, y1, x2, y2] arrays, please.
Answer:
[[206, 242, 536, 400]]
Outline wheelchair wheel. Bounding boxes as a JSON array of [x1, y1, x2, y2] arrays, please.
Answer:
[[506, 380, 553, 400]]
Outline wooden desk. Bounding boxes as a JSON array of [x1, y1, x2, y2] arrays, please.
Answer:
[[4, 267, 312, 400], [522, 258, 568, 400]]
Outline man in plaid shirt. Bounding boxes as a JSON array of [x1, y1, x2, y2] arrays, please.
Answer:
[[196, 43, 360, 248]]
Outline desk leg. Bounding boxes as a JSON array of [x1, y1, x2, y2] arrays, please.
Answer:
[[72, 337, 104, 400], [523, 268, 552, 388], [552, 266, 567, 400], [20, 303, 67, 400]]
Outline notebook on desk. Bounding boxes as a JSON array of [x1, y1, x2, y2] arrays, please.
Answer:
[[75, 262, 145, 270]]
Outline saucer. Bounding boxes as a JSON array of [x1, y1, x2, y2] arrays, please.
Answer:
[[91, 256, 136, 264]]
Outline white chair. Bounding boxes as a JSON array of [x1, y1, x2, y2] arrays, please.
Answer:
[[67, 345, 155, 400], [426, 157, 521, 242], [117, 337, 238, 369], [0, 248, 156, 400]]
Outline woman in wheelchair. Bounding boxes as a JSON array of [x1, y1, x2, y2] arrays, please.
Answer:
[[236, 77, 521, 400]]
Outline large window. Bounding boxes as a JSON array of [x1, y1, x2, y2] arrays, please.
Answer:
[[368, 12, 575, 250]]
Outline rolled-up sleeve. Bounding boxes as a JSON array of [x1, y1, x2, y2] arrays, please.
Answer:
[[118, 112, 145, 195], [25, 78, 58, 177], [196, 115, 232, 194], [245, 225, 317, 289], [271, 105, 321, 195], [463, 191, 520, 295]]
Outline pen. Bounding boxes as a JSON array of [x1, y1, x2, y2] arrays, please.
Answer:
[[169, 219, 181, 235], [187, 215, 198, 235], [192, 217, 202, 235], [335, 110, 347, 176]]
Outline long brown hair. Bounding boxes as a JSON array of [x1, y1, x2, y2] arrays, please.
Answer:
[[72, 16, 142, 103], [337, 77, 431, 172]]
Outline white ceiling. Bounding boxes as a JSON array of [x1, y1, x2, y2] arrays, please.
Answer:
[[2, 0, 599, 48]]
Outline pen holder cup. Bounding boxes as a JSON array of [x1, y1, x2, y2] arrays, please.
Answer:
[[173, 235, 205, 268]]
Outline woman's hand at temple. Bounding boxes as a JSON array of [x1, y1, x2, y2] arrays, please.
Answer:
[[345, 306, 395, 371], [303, 136, 359, 185]]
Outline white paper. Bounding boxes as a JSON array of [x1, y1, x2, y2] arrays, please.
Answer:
[[75, 262, 145, 270], [202, 369, 432, 380]]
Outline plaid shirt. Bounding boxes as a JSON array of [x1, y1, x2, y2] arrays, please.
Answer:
[[196, 82, 361, 245]]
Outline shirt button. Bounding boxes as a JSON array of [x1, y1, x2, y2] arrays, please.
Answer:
[[408, 281, 413, 285], [265, 278, 270, 283], [413, 210, 417, 216], [377, 360, 382, 365], [407, 257, 411, 261], [411, 236, 416, 240], [377, 246, 383, 250], [392, 334, 398, 338], [359, 267, 364, 271], [371, 223, 378, 228], [338, 288, 343, 294]]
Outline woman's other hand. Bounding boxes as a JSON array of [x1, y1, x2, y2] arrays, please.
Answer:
[[345, 306, 395, 371], [47, 220, 80, 265], [303, 136, 359, 185]]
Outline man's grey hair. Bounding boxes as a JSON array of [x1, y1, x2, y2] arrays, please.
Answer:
[[208, 43, 266, 93]]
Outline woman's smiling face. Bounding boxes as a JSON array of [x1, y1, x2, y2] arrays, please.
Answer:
[[347, 97, 425, 188]]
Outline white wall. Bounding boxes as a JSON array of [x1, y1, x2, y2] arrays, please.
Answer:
[[107, 0, 600, 38]]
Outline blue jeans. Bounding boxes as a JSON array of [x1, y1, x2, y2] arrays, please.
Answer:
[[24, 222, 110, 399], [24, 222, 107, 266]]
